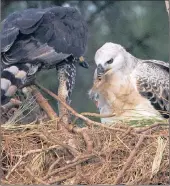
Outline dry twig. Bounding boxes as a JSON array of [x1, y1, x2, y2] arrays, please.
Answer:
[[73, 112, 116, 124], [1, 99, 22, 111], [35, 82, 130, 131], [30, 85, 58, 120], [47, 158, 62, 175], [81, 112, 116, 118], [26, 167, 49, 185], [72, 127, 93, 153], [5, 145, 61, 180], [114, 132, 148, 184], [135, 122, 168, 133], [2, 122, 169, 185], [43, 154, 97, 181], [48, 171, 76, 184]]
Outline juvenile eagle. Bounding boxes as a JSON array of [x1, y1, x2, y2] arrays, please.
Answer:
[[89, 43, 169, 124], [1, 6, 88, 121]]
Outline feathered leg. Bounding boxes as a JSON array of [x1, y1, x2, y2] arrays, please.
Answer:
[[57, 63, 76, 124]]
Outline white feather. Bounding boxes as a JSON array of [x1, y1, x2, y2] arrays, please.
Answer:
[[90, 42, 165, 124]]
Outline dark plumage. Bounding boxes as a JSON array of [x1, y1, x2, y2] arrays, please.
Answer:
[[1, 7, 87, 61], [1, 6, 88, 117]]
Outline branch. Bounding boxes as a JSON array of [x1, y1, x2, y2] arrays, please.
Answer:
[[47, 158, 62, 175], [5, 145, 61, 179], [35, 82, 125, 131], [72, 127, 93, 153], [30, 86, 58, 120], [26, 167, 49, 185], [39, 132, 79, 157], [48, 171, 76, 184], [72, 112, 115, 125], [43, 154, 97, 181], [35, 82, 168, 140], [57, 121, 93, 153], [1, 99, 22, 111], [5, 156, 23, 180], [114, 133, 147, 184], [81, 112, 115, 118], [135, 122, 168, 134]]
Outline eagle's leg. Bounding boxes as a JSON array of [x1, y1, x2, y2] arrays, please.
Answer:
[[57, 63, 76, 124]]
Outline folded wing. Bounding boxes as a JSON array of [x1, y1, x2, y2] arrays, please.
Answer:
[[136, 60, 169, 118]]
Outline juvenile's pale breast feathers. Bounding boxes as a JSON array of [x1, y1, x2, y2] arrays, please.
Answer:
[[90, 43, 169, 124]]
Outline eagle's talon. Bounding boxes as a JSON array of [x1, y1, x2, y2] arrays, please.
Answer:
[[79, 61, 89, 69]]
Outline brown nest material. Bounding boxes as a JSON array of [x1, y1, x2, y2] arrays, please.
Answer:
[[1, 120, 169, 185]]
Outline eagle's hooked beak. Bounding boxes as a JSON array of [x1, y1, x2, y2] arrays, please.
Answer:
[[79, 56, 89, 69], [97, 64, 105, 79]]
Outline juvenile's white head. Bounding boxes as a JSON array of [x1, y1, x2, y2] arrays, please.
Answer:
[[95, 42, 135, 75]]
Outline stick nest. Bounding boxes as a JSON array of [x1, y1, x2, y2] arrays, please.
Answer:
[[1, 119, 169, 185]]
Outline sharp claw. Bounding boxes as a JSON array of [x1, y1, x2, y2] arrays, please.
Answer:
[[19, 76, 36, 89], [79, 61, 89, 69]]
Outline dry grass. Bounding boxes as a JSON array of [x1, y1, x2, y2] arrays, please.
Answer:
[[1, 85, 169, 185], [1, 119, 169, 185]]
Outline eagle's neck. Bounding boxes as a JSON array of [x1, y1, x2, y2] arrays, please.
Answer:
[[120, 52, 140, 75]]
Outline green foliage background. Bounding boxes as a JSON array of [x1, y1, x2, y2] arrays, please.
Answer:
[[1, 1, 169, 115]]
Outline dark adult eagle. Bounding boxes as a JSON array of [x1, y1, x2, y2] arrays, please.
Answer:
[[89, 43, 169, 124], [1, 6, 88, 121]]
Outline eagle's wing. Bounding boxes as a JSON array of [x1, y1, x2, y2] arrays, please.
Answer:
[[1, 7, 88, 68], [135, 60, 169, 118], [1, 9, 44, 53]]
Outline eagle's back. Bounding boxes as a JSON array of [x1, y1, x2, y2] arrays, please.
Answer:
[[1, 7, 88, 68]]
